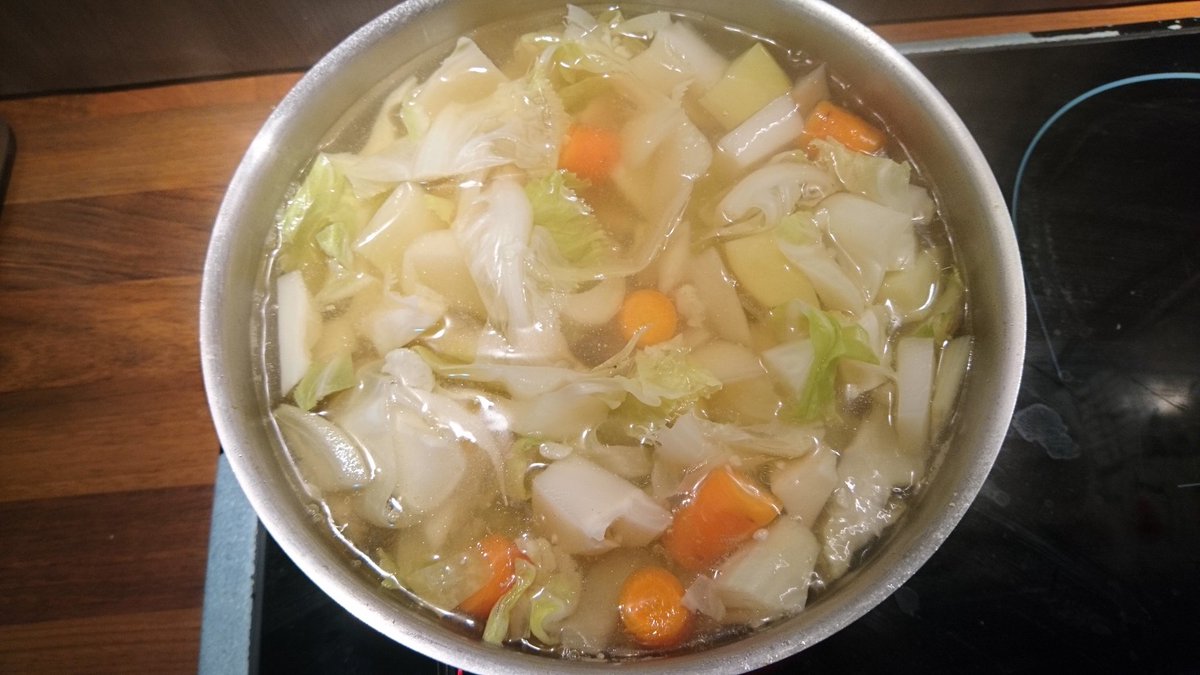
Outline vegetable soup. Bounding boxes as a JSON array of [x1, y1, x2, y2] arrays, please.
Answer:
[[262, 4, 972, 659]]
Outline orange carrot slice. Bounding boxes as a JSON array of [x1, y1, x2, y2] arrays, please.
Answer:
[[457, 534, 526, 619], [618, 566, 692, 648], [663, 466, 782, 571], [559, 124, 622, 182], [802, 100, 886, 154], [618, 288, 678, 347]]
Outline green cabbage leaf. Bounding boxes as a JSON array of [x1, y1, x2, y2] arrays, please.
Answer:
[[525, 170, 616, 268], [291, 350, 355, 411], [483, 558, 538, 644], [770, 303, 877, 423]]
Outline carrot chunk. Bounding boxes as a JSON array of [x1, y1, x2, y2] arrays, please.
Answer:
[[457, 534, 526, 619], [802, 100, 886, 154], [663, 466, 782, 571], [618, 288, 678, 347], [559, 124, 622, 182], [619, 566, 692, 648]]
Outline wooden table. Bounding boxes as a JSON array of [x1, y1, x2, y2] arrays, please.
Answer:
[[0, 4, 1194, 672]]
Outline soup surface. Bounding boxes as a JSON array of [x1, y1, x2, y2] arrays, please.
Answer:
[[263, 4, 971, 659]]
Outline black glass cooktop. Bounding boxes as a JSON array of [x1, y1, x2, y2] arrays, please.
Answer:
[[206, 26, 1200, 675]]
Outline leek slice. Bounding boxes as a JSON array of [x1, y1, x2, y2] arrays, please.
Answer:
[[931, 336, 972, 441], [716, 95, 806, 171], [895, 336, 935, 454]]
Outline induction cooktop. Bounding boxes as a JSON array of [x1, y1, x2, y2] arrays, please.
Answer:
[[199, 22, 1200, 675]]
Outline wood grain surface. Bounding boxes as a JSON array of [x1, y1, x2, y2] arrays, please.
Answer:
[[0, 5, 1194, 673], [0, 73, 298, 673]]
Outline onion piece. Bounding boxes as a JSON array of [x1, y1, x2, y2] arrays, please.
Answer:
[[614, 11, 673, 40], [761, 339, 815, 397], [367, 291, 445, 355], [274, 404, 373, 493], [878, 248, 940, 322], [908, 184, 936, 225], [821, 192, 916, 272], [622, 104, 685, 169], [390, 423, 467, 514], [656, 220, 691, 294], [401, 229, 486, 316], [655, 410, 722, 467], [682, 575, 726, 621], [508, 392, 611, 442], [580, 432, 652, 480]]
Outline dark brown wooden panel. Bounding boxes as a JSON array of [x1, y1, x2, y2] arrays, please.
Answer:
[[0, 485, 213, 627], [0, 100, 276, 205], [0, 188, 219, 291], [0, 375, 217, 503], [0, 276, 202, 394], [0, 608, 202, 674]]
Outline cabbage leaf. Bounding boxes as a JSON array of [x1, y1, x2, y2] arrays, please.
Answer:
[[525, 170, 615, 268], [776, 210, 866, 313], [553, 5, 636, 84], [611, 342, 722, 429], [277, 155, 375, 280], [401, 38, 506, 139], [315, 222, 352, 267], [483, 558, 538, 644], [330, 68, 569, 195], [911, 270, 965, 343], [292, 350, 355, 411], [810, 138, 912, 212], [423, 338, 719, 427], [717, 161, 838, 228], [453, 176, 569, 361], [770, 304, 877, 423], [528, 568, 583, 644]]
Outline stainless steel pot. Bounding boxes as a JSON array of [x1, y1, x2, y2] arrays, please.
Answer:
[[200, 1, 1025, 672]]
